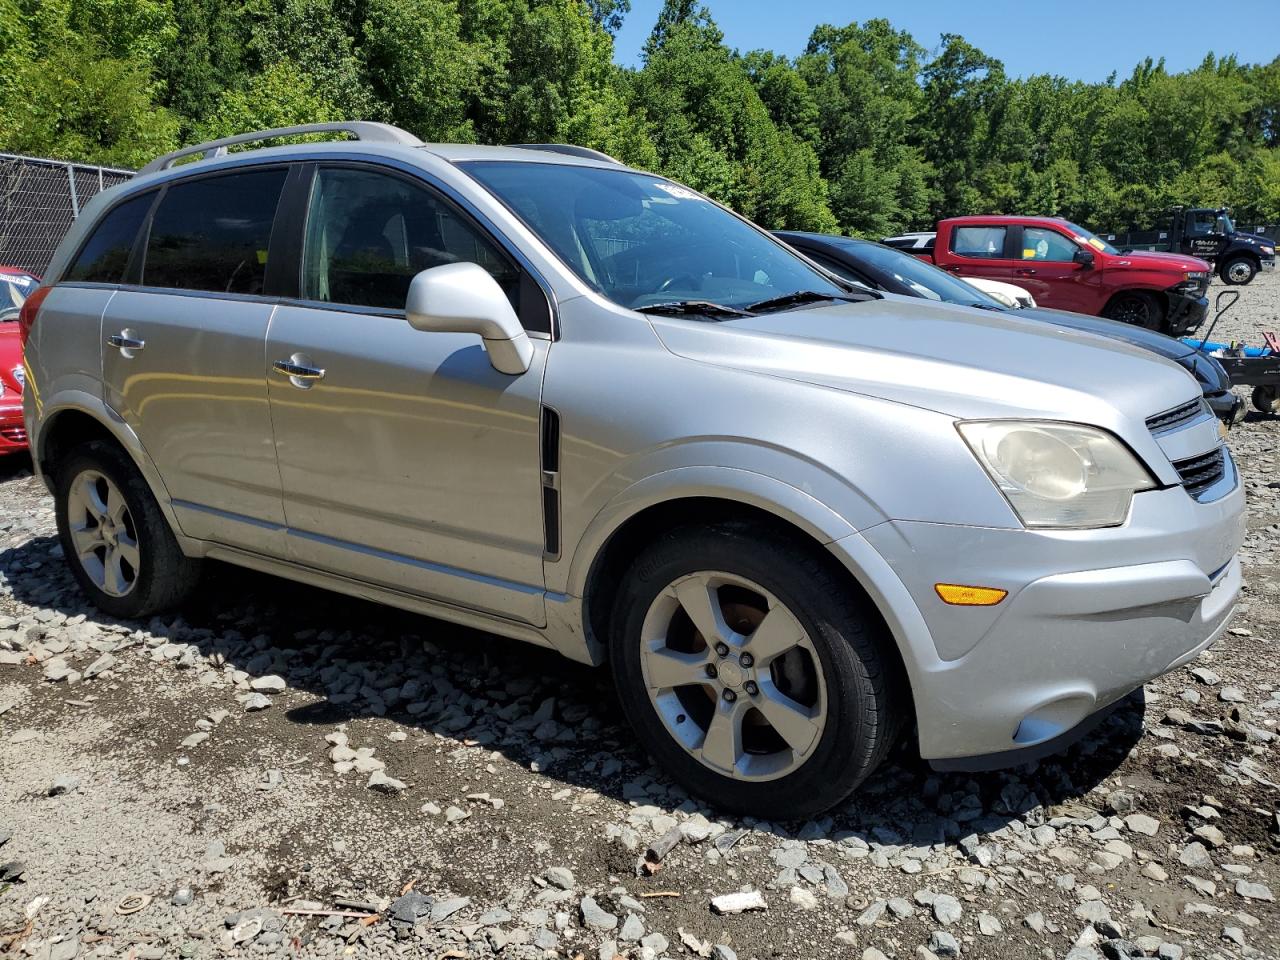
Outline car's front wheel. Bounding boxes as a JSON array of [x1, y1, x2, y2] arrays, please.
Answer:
[[609, 522, 905, 818], [1221, 256, 1257, 285], [1104, 291, 1163, 329], [54, 440, 201, 619]]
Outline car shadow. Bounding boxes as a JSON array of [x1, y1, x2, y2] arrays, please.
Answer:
[[0, 531, 1142, 846]]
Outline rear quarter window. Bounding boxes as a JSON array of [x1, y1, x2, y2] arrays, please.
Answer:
[[142, 169, 287, 295], [66, 191, 156, 284]]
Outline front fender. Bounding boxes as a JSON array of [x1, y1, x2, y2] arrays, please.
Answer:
[[557, 459, 884, 600]]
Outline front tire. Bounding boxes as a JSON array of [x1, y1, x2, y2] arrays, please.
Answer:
[[54, 440, 201, 619], [1221, 256, 1257, 285], [608, 522, 905, 818], [1104, 291, 1163, 330]]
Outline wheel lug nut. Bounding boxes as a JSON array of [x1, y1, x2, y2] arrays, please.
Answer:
[[705, 663, 718, 679], [740, 653, 754, 668], [744, 681, 758, 696], [722, 689, 737, 702], [714, 642, 730, 657]]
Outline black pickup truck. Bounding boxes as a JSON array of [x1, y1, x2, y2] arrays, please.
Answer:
[[1108, 207, 1275, 285]]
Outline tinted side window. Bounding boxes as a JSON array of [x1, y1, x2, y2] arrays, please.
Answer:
[[302, 167, 520, 312], [143, 169, 287, 294], [952, 226, 1007, 259], [66, 192, 155, 284]]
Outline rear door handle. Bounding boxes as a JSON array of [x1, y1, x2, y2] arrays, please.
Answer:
[[1015, 268, 1037, 276], [273, 358, 326, 384], [106, 332, 145, 351]]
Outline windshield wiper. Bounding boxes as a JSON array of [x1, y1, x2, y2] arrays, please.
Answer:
[[634, 300, 752, 319], [747, 290, 862, 313], [965, 301, 1006, 312]]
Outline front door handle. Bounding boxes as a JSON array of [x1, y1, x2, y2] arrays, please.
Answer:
[[1015, 268, 1037, 276], [273, 356, 326, 387], [107, 332, 145, 352]]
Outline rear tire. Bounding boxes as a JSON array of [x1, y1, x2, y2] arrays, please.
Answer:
[[54, 440, 201, 619], [1221, 256, 1257, 286], [1104, 291, 1163, 330], [608, 521, 906, 818], [1252, 385, 1278, 415]]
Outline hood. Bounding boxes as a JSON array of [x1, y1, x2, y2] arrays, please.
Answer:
[[1017, 306, 1192, 361], [1110, 249, 1210, 273], [650, 295, 1201, 426], [0, 322, 22, 395], [1237, 232, 1274, 249]]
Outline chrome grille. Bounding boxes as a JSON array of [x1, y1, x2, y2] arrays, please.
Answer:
[[1173, 448, 1226, 499], [1145, 399, 1204, 434], [0, 424, 25, 444]]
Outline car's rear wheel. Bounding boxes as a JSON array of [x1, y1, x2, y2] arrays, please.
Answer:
[[1104, 291, 1163, 330], [1221, 256, 1257, 286], [609, 522, 905, 818], [54, 440, 201, 619]]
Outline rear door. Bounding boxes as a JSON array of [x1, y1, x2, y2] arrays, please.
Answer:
[[101, 165, 291, 554], [943, 224, 1020, 284]]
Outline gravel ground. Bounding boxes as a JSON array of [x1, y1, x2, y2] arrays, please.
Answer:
[[2, 274, 1279, 960]]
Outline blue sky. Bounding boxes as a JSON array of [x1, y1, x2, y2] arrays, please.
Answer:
[[612, 1, 1280, 80]]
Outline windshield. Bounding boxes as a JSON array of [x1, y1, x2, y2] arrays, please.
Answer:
[[1062, 221, 1118, 255], [0, 271, 36, 318], [462, 162, 848, 312], [839, 240, 1006, 308]]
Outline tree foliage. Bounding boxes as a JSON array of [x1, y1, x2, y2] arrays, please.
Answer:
[[0, 1, 1276, 231]]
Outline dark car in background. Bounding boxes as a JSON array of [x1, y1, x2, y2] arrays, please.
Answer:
[[776, 232, 1242, 424]]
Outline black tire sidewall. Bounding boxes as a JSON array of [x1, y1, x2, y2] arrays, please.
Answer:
[[1107, 292, 1161, 330], [54, 442, 173, 619], [609, 526, 891, 818], [1221, 258, 1255, 285]]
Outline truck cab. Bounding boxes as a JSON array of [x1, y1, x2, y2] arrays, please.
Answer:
[[929, 215, 1212, 335], [1149, 208, 1276, 285]]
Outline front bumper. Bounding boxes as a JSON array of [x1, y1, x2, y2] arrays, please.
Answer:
[[841, 472, 1245, 767], [1166, 291, 1209, 337], [0, 401, 26, 453], [1262, 258, 1276, 273]]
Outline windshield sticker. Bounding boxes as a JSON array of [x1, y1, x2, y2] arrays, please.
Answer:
[[1085, 237, 1107, 251], [0, 274, 32, 286], [651, 182, 701, 201]]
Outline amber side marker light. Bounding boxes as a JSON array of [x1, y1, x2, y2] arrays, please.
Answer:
[[935, 583, 1008, 606]]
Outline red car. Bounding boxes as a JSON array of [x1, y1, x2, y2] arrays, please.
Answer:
[[900, 216, 1212, 335], [0, 267, 39, 455]]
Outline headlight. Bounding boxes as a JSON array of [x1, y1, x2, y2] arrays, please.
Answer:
[[958, 421, 1156, 528], [1263, 246, 1275, 257]]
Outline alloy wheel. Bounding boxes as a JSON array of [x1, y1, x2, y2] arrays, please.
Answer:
[[638, 571, 827, 781], [66, 469, 140, 598]]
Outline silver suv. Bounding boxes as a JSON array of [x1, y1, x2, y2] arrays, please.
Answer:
[[22, 123, 1244, 816]]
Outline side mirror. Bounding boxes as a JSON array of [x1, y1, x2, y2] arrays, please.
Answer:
[[1073, 248, 1095, 268], [405, 262, 534, 375]]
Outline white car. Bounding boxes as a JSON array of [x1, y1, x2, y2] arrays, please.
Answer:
[[965, 277, 1036, 309]]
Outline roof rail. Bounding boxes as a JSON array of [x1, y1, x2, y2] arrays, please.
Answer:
[[139, 122, 424, 174], [511, 143, 622, 165]]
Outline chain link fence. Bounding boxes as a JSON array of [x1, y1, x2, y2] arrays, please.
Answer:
[[0, 153, 135, 276]]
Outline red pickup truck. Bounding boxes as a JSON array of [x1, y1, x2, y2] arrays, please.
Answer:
[[892, 216, 1212, 335]]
